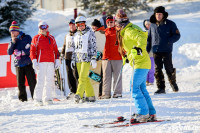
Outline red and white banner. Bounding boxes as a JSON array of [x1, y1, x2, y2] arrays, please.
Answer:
[[0, 43, 27, 89]]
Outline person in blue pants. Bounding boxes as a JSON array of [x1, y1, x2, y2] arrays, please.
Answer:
[[115, 9, 157, 122]]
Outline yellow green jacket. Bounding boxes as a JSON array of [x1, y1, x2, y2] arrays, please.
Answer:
[[120, 23, 151, 69]]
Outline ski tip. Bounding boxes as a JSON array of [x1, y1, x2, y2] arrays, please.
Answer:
[[53, 98, 60, 101]]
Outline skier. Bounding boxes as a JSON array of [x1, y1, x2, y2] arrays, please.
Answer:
[[100, 15, 123, 99], [71, 16, 97, 103], [115, 9, 156, 122], [147, 6, 180, 94], [7, 21, 36, 102], [30, 21, 60, 106], [91, 19, 106, 97], [143, 19, 155, 86], [61, 19, 79, 99]]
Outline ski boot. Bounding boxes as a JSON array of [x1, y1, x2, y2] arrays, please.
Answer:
[[132, 114, 149, 123], [85, 96, 96, 102], [148, 114, 157, 122], [112, 94, 122, 98], [34, 100, 43, 106], [154, 89, 166, 95]]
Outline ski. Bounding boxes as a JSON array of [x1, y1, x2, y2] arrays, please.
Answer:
[[83, 116, 170, 128], [107, 119, 170, 128], [83, 116, 127, 128], [53, 98, 60, 101]]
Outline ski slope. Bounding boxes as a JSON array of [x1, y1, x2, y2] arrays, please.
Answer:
[[0, 0, 200, 132]]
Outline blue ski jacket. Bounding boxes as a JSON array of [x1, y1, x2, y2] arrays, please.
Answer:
[[7, 31, 32, 67], [146, 19, 180, 53]]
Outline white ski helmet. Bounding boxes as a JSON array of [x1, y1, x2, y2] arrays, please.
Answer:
[[75, 16, 86, 23], [38, 21, 48, 28]]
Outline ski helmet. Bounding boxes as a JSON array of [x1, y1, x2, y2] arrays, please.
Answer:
[[38, 21, 49, 29], [75, 16, 86, 24]]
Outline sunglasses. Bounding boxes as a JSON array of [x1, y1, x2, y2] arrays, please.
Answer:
[[76, 23, 86, 27], [40, 25, 48, 30], [107, 21, 114, 24]]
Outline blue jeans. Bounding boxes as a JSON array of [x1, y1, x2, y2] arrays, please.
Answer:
[[130, 69, 156, 115]]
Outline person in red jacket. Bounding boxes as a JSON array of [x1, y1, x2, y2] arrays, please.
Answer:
[[30, 21, 60, 106], [100, 15, 123, 99]]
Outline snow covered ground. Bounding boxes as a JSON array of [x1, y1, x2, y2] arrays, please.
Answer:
[[1, 0, 200, 132]]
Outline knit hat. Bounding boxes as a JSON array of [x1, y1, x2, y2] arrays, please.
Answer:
[[150, 6, 168, 23], [9, 21, 20, 32], [91, 19, 102, 28], [115, 9, 128, 20], [115, 9, 129, 27]]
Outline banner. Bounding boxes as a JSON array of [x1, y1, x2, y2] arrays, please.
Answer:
[[0, 43, 27, 89]]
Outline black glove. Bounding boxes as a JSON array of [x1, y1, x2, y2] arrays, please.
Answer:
[[133, 46, 142, 55]]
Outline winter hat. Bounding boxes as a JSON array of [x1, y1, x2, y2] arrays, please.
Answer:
[[91, 19, 102, 28], [115, 9, 128, 20], [115, 9, 129, 27], [143, 19, 150, 30], [150, 6, 168, 23], [106, 15, 114, 24], [69, 19, 75, 24], [38, 21, 49, 29], [9, 21, 20, 32], [102, 11, 106, 16]]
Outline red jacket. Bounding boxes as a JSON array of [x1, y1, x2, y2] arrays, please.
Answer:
[[102, 27, 122, 60], [30, 32, 59, 62]]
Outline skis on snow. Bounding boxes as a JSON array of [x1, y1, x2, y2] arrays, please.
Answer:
[[83, 116, 170, 128]]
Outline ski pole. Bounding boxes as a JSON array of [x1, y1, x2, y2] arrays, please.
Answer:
[[62, 58, 66, 96], [129, 68, 134, 126]]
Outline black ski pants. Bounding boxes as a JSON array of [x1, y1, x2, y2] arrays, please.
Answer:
[[65, 59, 79, 93], [16, 64, 36, 101], [153, 52, 174, 89]]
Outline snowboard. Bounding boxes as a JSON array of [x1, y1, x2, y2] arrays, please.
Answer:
[[89, 60, 102, 98]]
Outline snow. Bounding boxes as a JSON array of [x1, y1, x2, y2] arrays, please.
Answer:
[[1, 0, 200, 132]]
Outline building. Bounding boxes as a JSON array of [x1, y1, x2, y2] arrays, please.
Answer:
[[34, 0, 77, 11]]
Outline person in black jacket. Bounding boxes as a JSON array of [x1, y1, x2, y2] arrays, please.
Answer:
[[7, 21, 36, 101], [146, 6, 181, 94]]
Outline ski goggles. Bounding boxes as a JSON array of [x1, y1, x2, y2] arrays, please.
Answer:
[[39, 25, 48, 30], [76, 23, 85, 27]]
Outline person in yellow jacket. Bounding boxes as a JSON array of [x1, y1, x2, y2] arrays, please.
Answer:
[[115, 9, 156, 122], [71, 16, 97, 103]]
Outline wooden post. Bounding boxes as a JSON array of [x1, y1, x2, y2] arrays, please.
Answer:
[[74, 8, 77, 19], [40, 0, 43, 8], [62, 0, 64, 11]]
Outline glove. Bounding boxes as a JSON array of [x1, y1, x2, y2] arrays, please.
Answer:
[[122, 55, 129, 66], [14, 50, 25, 60], [60, 54, 64, 61], [55, 59, 60, 69], [32, 59, 39, 70], [133, 46, 142, 55], [90, 59, 97, 69], [71, 60, 75, 70], [130, 47, 143, 59], [96, 51, 103, 61]]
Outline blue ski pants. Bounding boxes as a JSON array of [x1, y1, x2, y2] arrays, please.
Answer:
[[130, 69, 156, 115]]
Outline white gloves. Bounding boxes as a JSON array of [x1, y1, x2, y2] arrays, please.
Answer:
[[32, 59, 39, 70], [71, 60, 75, 70], [90, 59, 97, 68], [55, 59, 60, 69]]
